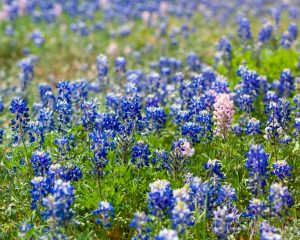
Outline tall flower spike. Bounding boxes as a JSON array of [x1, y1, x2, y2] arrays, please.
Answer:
[[245, 145, 269, 196], [130, 211, 151, 240], [271, 160, 292, 181], [93, 201, 115, 228], [10, 97, 34, 145], [42, 179, 74, 227], [213, 94, 234, 138], [148, 179, 173, 217], [17, 55, 38, 92], [156, 229, 179, 240], [31, 150, 52, 176], [269, 182, 294, 218]]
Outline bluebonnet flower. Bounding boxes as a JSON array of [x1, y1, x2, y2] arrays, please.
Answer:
[[90, 130, 112, 177], [30, 176, 53, 210], [169, 139, 195, 178], [38, 83, 54, 107], [148, 179, 173, 217], [278, 69, 294, 97], [258, 22, 273, 43], [81, 99, 98, 132], [17, 56, 38, 92], [131, 140, 150, 168], [237, 17, 252, 41], [196, 110, 213, 137], [213, 205, 240, 240], [181, 122, 202, 143], [271, 160, 292, 181], [215, 36, 232, 66], [269, 182, 294, 218], [10, 97, 34, 145], [93, 201, 115, 228], [145, 94, 160, 107], [245, 145, 269, 196], [152, 149, 170, 172], [0, 97, 4, 113], [171, 199, 194, 234], [205, 159, 225, 180], [56, 98, 72, 132], [260, 222, 281, 240], [38, 107, 55, 137], [264, 91, 279, 104], [5, 25, 14, 37], [121, 95, 142, 121], [70, 79, 89, 121], [265, 99, 291, 144], [18, 223, 33, 238], [31, 31, 45, 47], [281, 32, 291, 49], [130, 211, 151, 240], [96, 54, 108, 83], [245, 118, 261, 136], [156, 229, 178, 240], [246, 198, 266, 219], [186, 52, 201, 72], [54, 134, 75, 161], [173, 109, 191, 126], [232, 123, 244, 136], [288, 23, 298, 41], [145, 106, 167, 131], [115, 56, 126, 74], [0, 129, 4, 144], [146, 72, 160, 92], [59, 163, 82, 182], [173, 185, 190, 203], [31, 151, 52, 176], [294, 117, 300, 136], [42, 179, 74, 227], [236, 94, 254, 113]]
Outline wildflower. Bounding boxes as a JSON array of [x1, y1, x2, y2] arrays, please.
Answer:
[[93, 201, 115, 228], [17, 55, 38, 92], [131, 140, 151, 168], [288, 23, 298, 41], [269, 182, 294, 218], [18, 223, 33, 238], [156, 229, 179, 240], [245, 145, 269, 196], [213, 94, 234, 137], [152, 149, 169, 172], [145, 106, 167, 131], [260, 222, 282, 240], [31, 31, 44, 47], [237, 17, 252, 41], [271, 160, 292, 181], [10, 97, 34, 145], [115, 56, 126, 73], [30, 176, 53, 210], [130, 211, 151, 240], [81, 99, 98, 132], [205, 159, 225, 179], [258, 22, 273, 43], [42, 179, 74, 226], [278, 69, 294, 97], [148, 179, 173, 217], [245, 118, 261, 136], [31, 151, 52, 176], [171, 199, 194, 234], [247, 198, 266, 219], [96, 54, 108, 83], [213, 205, 240, 239]]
